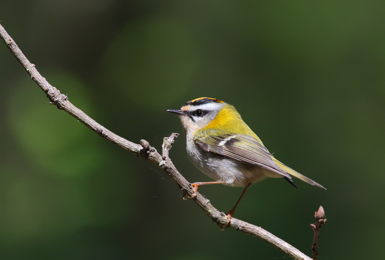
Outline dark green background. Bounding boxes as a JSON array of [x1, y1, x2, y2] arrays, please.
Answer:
[[1, 1, 384, 259]]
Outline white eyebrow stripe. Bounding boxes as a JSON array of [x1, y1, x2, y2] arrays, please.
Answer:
[[191, 102, 223, 111], [219, 135, 238, 146]]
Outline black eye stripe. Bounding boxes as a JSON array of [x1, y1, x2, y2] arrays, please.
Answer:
[[189, 109, 208, 117]]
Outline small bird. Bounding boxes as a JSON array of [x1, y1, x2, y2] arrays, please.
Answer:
[[167, 97, 325, 219]]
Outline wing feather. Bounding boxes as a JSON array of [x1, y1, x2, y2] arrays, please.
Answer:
[[194, 132, 290, 179]]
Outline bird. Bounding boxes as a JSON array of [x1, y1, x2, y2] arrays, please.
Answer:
[[167, 97, 325, 219]]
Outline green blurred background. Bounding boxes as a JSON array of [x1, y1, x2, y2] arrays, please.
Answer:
[[1, 1, 384, 259]]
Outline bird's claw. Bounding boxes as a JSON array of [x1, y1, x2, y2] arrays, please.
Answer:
[[219, 213, 232, 230], [182, 183, 199, 200], [189, 183, 199, 198], [182, 192, 197, 200], [226, 213, 232, 225]]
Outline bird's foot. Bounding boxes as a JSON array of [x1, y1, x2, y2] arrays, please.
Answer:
[[182, 183, 200, 200], [219, 210, 234, 230]]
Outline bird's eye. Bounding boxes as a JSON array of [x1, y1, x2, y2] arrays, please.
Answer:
[[190, 109, 207, 118], [195, 109, 203, 116]]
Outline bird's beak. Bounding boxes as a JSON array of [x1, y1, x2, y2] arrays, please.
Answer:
[[167, 109, 185, 116]]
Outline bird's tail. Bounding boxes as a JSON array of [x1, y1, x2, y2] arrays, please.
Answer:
[[273, 157, 326, 190]]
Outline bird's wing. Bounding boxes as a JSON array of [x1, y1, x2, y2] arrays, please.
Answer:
[[194, 132, 290, 179]]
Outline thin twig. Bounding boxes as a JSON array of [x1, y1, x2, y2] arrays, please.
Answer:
[[310, 206, 326, 260], [162, 133, 179, 160], [1, 23, 313, 260]]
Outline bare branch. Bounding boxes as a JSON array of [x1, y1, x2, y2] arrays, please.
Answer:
[[310, 206, 326, 260], [0, 24, 141, 155], [1, 23, 313, 260]]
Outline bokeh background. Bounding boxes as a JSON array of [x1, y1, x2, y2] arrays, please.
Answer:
[[1, 1, 384, 259]]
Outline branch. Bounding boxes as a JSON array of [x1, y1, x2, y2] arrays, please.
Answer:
[[1, 23, 312, 260], [310, 206, 326, 260]]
